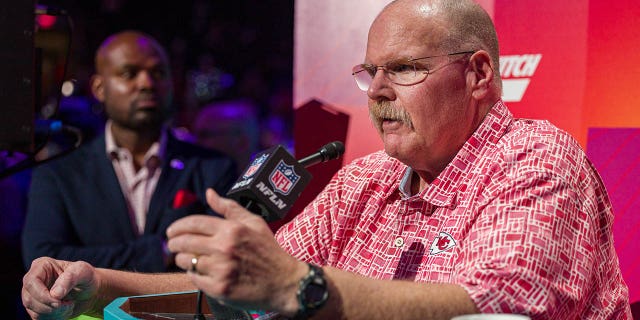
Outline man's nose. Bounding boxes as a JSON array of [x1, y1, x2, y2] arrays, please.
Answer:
[[367, 68, 395, 101], [136, 70, 155, 89]]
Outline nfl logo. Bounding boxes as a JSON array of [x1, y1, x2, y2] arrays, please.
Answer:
[[243, 154, 269, 178], [269, 161, 300, 195]]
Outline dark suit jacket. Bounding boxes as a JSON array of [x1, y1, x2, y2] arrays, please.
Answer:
[[22, 131, 237, 272]]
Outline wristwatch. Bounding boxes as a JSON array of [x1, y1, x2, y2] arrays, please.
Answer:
[[293, 263, 329, 319]]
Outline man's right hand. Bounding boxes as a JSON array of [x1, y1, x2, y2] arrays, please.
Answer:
[[22, 257, 99, 319]]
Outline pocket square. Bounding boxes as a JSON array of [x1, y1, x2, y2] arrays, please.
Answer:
[[172, 189, 198, 209]]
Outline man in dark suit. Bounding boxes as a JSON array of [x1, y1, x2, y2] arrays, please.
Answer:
[[21, 30, 237, 272]]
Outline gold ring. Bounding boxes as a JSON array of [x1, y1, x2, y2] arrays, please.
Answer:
[[190, 256, 199, 273]]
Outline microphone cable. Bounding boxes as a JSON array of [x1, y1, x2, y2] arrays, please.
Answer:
[[0, 121, 83, 179]]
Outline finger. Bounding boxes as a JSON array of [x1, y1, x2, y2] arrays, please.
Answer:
[[166, 227, 217, 255], [22, 289, 59, 318], [172, 252, 199, 272], [22, 286, 74, 320], [206, 188, 247, 220], [22, 273, 60, 307], [206, 189, 268, 231], [186, 259, 238, 297], [166, 214, 221, 239], [25, 309, 39, 320], [189, 271, 228, 298], [49, 261, 94, 300], [175, 252, 235, 278]]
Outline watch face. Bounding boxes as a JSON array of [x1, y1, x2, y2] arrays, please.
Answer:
[[297, 264, 329, 317], [304, 282, 328, 307]]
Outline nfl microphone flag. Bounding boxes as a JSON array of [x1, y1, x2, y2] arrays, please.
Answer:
[[226, 145, 312, 222]]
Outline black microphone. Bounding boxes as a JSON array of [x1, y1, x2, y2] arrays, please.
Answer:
[[298, 141, 345, 168], [226, 141, 345, 222]]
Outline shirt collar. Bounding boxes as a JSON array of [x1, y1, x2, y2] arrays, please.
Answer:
[[105, 120, 167, 166], [398, 166, 414, 198]]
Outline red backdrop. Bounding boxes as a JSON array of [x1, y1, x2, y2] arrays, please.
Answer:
[[294, 0, 640, 302]]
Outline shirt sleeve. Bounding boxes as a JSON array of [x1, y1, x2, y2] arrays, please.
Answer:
[[453, 135, 628, 319]]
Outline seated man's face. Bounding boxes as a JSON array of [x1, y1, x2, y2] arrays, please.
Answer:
[[93, 34, 174, 131]]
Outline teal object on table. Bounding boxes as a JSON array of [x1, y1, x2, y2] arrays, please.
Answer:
[[103, 290, 276, 319]]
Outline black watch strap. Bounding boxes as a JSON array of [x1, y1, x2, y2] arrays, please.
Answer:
[[293, 263, 329, 319]]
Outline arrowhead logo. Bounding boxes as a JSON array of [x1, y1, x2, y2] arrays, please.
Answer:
[[429, 232, 457, 255], [500, 54, 542, 103]]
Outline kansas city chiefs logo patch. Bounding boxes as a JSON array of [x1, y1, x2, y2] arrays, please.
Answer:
[[429, 232, 457, 255]]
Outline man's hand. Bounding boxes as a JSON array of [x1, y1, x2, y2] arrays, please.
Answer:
[[22, 257, 99, 319], [166, 188, 308, 316]]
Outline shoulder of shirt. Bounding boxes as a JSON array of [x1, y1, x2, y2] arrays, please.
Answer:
[[343, 150, 398, 166], [499, 118, 591, 177], [504, 118, 583, 154], [337, 150, 406, 179]]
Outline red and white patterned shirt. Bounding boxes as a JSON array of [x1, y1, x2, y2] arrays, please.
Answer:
[[276, 100, 631, 319]]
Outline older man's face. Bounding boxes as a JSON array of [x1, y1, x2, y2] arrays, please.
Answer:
[[364, 8, 476, 178]]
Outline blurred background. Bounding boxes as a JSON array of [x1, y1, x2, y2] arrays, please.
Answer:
[[34, 0, 294, 148], [1, 0, 293, 318]]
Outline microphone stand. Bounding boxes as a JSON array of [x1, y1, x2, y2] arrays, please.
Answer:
[[193, 290, 205, 320]]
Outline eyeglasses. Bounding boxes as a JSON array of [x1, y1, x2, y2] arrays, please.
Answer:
[[351, 50, 476, 91]]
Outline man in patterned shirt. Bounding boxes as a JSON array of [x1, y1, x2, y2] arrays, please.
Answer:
[[22, 0, 631, 319]]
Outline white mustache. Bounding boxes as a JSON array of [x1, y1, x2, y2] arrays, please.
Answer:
[[369, 101, 413, 130]]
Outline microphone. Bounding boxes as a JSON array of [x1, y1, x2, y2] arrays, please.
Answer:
[[225, 141, 345, 222], [298, 141, 345, 168]]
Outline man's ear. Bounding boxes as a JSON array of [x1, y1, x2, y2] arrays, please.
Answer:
[[90, 75, 105, 102], [467, 50, 494, 100]]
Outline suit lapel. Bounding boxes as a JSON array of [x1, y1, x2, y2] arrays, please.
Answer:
[[90, 135, 138, 238], [145, 133, 191, 233]]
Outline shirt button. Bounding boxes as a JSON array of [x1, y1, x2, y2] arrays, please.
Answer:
[[394, 237, 404, 247]]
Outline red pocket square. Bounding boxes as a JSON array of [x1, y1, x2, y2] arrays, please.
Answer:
[[172, 189, 198, 209]]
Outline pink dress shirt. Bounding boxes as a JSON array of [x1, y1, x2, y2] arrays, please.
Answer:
[[105, 121, 165, 235]]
